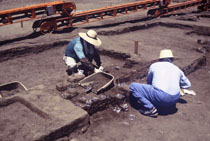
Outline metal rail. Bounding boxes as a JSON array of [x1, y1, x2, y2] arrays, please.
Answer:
[[162, 0, 203, 16], [198, 0, 210, 11], [148, 0, 208, 17], [0, 0, 209, 33], [50, 0, 161, 32], [37, 0, 210, 33], [0, 1, 76, 26]]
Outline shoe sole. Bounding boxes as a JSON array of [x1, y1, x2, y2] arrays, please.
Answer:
[[140, 107, 158, 117]]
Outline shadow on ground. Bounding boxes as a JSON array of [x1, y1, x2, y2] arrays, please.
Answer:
[[129, 94, 187, 116], [0, 32, 41, 46], [0, 27, 77, 46]]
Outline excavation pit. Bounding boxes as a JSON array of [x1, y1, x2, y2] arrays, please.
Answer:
[[0, 81, 27, 97], [0, 102, 47, 140], [0, 90, 89, 141]]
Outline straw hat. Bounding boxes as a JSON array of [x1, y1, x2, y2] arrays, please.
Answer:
[[79, 30, 102, 46], [159, 49, 174, 59]]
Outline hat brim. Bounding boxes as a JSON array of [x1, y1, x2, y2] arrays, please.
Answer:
[[159, 56, 174, 59], [79, 32, 102, 46], [159, 50, 174, 59]]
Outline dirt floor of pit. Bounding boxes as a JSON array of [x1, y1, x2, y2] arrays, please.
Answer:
[[1, 0, 210, 141]]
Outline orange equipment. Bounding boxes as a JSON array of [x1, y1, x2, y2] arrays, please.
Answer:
[[0, 1, 76, 28], [0, 0, 209, 34], [0, 0, 160, 33], [34, 0, 161, 33], [147, 0, 207, 17], [161, 0, 203, 16], [198, 0, 210, 11]]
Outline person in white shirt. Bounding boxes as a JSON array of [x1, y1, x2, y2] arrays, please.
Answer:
[[129, 49, 191, 117]]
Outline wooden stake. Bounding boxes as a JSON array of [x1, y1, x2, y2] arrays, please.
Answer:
[[21, 21, 23, 28], [134, 41, 138, 54]]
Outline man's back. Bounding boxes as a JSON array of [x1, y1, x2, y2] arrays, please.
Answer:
[[147, 61, 189, 95]]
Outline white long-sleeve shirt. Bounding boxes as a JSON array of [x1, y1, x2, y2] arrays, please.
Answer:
[[147, 61, 191, 95]]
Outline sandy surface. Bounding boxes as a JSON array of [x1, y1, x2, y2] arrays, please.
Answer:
[[0, 0, 210, 141]]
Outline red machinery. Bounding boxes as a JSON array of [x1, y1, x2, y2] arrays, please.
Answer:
[[0, 1, 76, 32], [55, 0, 161, 31], [32, 0, 162, 33], [0, 0, 161, 33], [198, 0, 210, 11], [0, 0, 209, 34], [147, 0, 208, 17]]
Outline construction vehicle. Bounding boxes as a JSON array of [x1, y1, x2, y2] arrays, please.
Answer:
[[0, 0, 209, 34]]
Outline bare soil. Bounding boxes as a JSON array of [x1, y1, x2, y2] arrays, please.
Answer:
[[0, 0, 210, 141]]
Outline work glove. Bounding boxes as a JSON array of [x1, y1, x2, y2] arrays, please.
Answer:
[[94, 68, 102, 73], [94, 66, 104, 73], [99, 66, 104, 71]]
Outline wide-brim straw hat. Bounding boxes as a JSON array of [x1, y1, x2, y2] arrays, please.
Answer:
[[159, 49, 174, 59], [79, 30, 102, 46]]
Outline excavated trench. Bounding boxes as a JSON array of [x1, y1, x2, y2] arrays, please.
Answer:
[[56, 21, 209, 116], [55, 53, 207, 116], [1, 17, 209, 62], [1, 18, 209, 109], [97, 21, 210, 36], [54, 19, 210, 139], [0, 13, 210, 140]]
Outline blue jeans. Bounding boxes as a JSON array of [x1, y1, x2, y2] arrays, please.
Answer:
[[129, 83, 180, 110]]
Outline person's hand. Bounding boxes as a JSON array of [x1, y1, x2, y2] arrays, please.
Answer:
[[99, 66, 104, 71], [94, 66, 104, 73], [94, 68, 101, 73]]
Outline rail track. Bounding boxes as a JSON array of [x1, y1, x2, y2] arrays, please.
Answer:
[[0, 0, 209, 34]]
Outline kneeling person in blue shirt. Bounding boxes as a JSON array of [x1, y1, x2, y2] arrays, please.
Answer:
[[129, 49, 191, 117], [63, 30, 104, 77]]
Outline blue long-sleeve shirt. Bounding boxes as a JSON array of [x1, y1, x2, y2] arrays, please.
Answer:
[[65, 37, 101, 67], [147, 61, 191, 95], [65, 37, 86, 62]]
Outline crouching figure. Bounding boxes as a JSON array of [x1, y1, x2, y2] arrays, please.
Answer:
[[129, 49, 191, 117], [63, 29, 104, 82]]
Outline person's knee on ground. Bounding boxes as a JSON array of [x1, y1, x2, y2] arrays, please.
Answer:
[[129, 83, 158, 117], [129, 83, 155, 109], [129, 92, 143, 110], [63, 56, 77, 75], [129, 83, 146, 110]]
